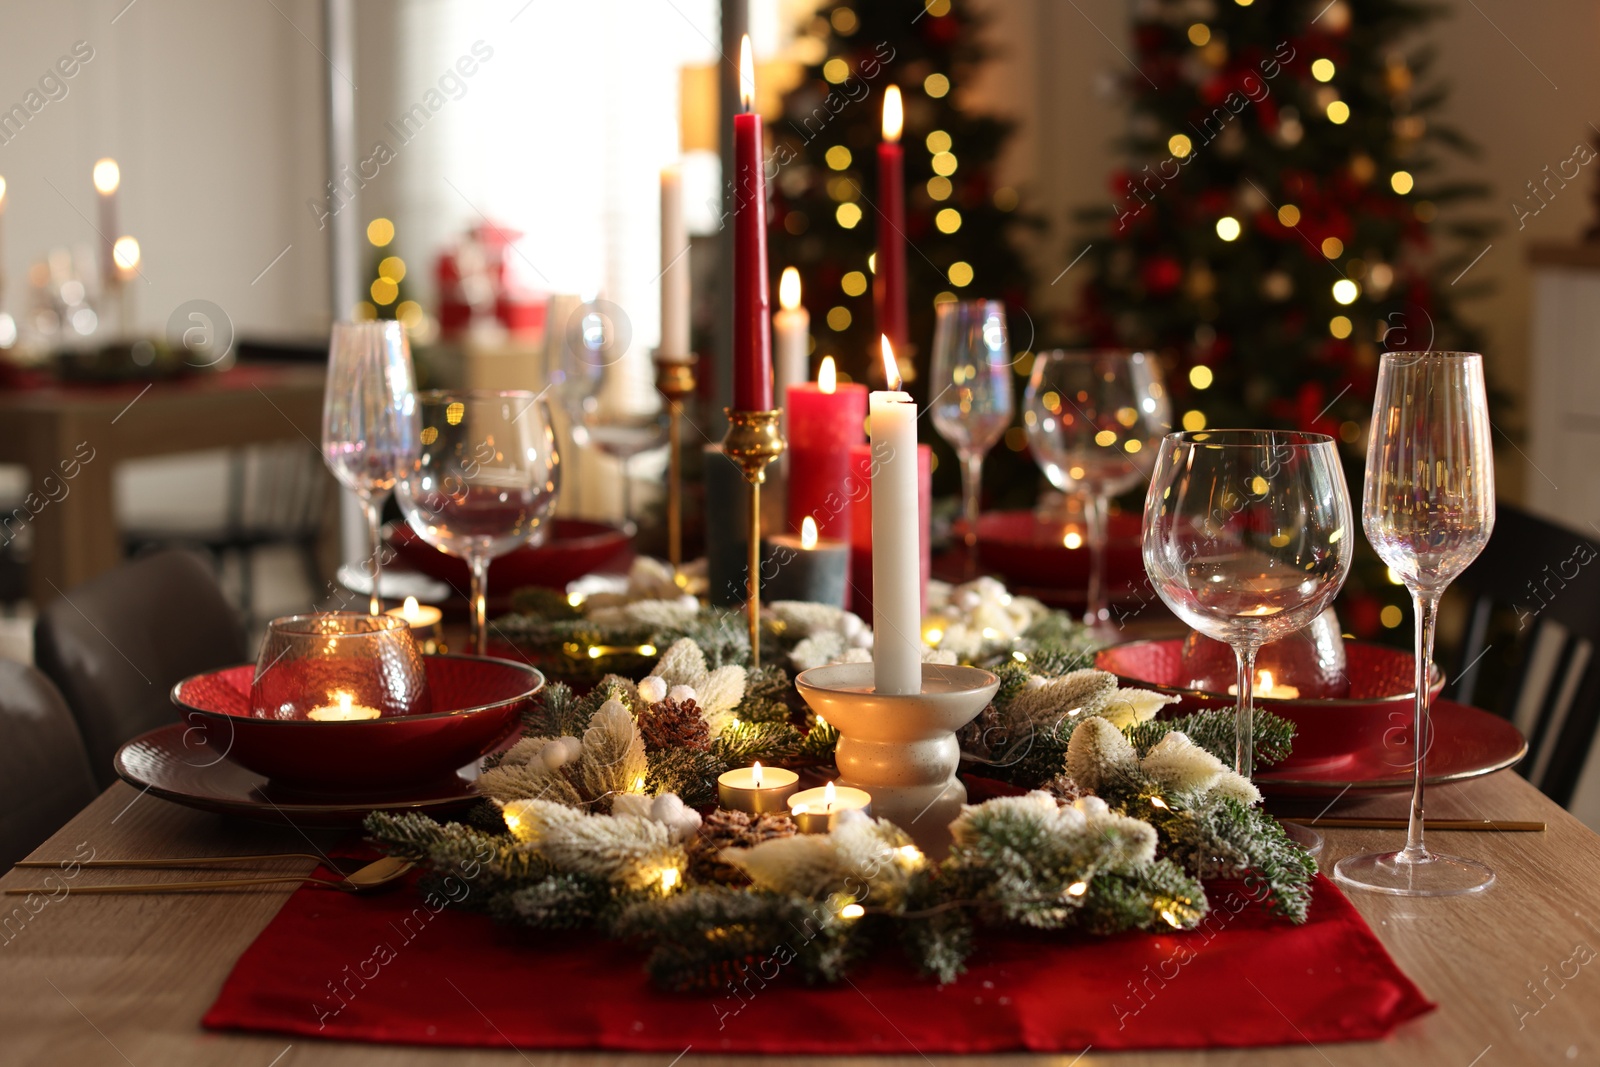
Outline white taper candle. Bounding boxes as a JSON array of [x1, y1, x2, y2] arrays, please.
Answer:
[[870, 335, 921, 695], [659, 164, 690, 361]]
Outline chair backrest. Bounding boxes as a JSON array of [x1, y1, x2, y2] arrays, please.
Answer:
[[34, 549, 248, 788], [1449, 504, 1600, 807], [0, 662, 98, 868]]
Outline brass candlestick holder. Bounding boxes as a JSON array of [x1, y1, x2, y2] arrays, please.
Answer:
[[721, 407, 785, 667], [654, 355, 697, 573]]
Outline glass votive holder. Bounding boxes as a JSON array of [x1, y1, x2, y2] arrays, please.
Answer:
[[250, 612, 432, 721]]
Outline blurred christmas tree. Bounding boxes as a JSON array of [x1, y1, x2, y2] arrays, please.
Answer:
[[356, 216, 423, 329], [1074, 0, 1493, 639], [767, 0, 1039, 409]]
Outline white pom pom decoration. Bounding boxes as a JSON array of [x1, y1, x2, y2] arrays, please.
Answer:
[[637, 676, 668, 704], [667, 684, 697, 705]]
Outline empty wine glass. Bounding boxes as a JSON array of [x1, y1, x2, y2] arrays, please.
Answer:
[[395, 390, 561, 655], [1025, 350, 1169, 625], [1335, 352, 1497, 897], [1143, 431, 1353, 782], [582, 400, 667, 524], [321, 321, 421, 616], [930, 300, 1015, 576]]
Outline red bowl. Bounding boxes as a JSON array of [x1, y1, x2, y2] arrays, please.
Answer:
[[965, 510, 1145, 606], [1094, 638, 1445, 772], [389, 518, 633, 597], [171, 655, 542, 791]]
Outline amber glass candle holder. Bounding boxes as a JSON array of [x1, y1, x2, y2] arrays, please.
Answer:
[[250, 613, 432, 721]]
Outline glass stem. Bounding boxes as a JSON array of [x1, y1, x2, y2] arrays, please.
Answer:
[[1085, 493, 1109, 625], [362, 498, 384, 617], [469, 554, 491, 657], [620, 455, 634, 525], [960, 449, 984, 579], [1404, 589, 1440, 863], [1234, 643, 1258, 779]]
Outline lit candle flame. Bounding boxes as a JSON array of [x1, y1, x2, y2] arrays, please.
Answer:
[[882, 85, 903, 143], [779, 266, 801, 311], [880, 335, 901, 391], [752, 761, 763, 787], [738, 35, 755, 112], [112, 236, 140, 272], [1259, 669, 1275, 695], [338, 693, 352, 716], [0, 176, 7, 206], [823, 780, 836, 811], [818, 355, 837, 394], [402, 595, 421, 623], [92, 158, 120, 195], [800, 516, 819, 550]]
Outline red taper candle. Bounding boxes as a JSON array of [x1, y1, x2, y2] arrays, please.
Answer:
[[874, 86, 907, 366], [732, 36, 773, 411], [786, 356, 868, 539]]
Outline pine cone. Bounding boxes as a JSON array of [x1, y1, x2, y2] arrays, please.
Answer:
[[1039, 773, 1089, 803], [638, 697, 711, 752], [687, 808, 797, 885]]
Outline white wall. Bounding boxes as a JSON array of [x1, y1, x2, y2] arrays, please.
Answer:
[[0, 0, 336, 341]]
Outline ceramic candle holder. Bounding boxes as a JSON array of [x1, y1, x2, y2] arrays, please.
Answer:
[[794, 661, 999, 858]]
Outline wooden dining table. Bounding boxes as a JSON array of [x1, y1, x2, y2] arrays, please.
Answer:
[[0, 364, 328, 605], [1, 770, 1596, 1065]]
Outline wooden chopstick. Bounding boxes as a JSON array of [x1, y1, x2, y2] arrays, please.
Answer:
[[1296, 817, 1545, 832]]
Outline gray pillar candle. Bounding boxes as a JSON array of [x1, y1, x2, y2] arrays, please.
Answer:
[[762, 519, 848, 608]]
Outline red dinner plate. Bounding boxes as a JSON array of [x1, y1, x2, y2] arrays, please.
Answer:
[[1253, 699, 1526, 797], [113, 723, 481, 826]]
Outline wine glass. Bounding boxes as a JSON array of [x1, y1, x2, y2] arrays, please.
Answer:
[[395, 390, 561, 655], [321, 321, 420, 616], [582, 400, 667, 524], [1143, 431, 1354, 781], [1025, 350, 1169, 625], [1335, 352, 1497, 897], [930, 300, 1014, 577]]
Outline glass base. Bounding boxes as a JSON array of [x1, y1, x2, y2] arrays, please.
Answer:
[[1279, 820, 1323, 858], [1333, 848, 1495, 897]]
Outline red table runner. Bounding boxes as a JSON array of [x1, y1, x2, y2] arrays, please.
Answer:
[[204, 869, 1431, 1054]]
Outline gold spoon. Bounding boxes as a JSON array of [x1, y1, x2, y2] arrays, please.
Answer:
[[3, 856, 414, 896]]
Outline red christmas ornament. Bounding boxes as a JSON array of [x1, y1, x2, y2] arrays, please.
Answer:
[[1142, 256, 1184, 295]]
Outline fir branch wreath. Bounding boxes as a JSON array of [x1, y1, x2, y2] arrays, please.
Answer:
[[367, 575, 1311, 989]]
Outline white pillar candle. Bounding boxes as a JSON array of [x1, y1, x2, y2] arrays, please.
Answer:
[[870, 335, 922, 695], [658, 164, 691, 361], [773, 267, 809, 397]]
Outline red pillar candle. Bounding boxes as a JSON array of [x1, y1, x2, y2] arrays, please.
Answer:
[[786, 356, 868, 539], [873, 86, 907, 366], [732, 36, 773, 411], [847, 439, 931, 618]]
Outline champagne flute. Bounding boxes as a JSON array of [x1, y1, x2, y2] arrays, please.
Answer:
[[1143, 431, 1353, 781], [321, 321, 420, 616], [1335, 352, 1497, 896], [1025, 350, 1169, 625], [929, 300, 1014, 577], [395, 390, 561, 655]]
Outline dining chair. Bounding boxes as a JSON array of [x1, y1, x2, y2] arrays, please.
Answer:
[[1447, 504, 1600, 808], [0, 661, 98, 869], [34, 548, 248, 788], [122, 443, 332, 626]]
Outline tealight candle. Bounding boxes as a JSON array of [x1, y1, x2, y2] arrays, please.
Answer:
[[306, 692, 382, 722], [789, 780, 872, 834], [717, 761, 801, 814], [385, 596, 445, 654], [1228, 669, 1301, 700]]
